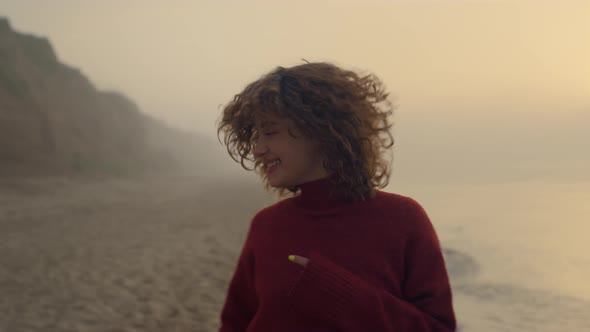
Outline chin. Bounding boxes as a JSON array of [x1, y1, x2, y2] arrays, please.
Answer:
[[267, 176, 294, 189]]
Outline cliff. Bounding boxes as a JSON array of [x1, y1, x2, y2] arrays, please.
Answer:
[[0, 17, 223, 177]]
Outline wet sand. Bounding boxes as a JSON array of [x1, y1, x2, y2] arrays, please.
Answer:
[[0, 175, 273, 332]]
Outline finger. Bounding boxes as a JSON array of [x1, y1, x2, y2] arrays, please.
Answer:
[[288, 255, 309, 267]]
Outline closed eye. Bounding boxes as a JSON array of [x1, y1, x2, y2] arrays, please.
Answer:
[[263, 132, 277, 136]]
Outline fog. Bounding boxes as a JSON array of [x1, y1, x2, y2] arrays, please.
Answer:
[[2, 0, 588, 204], [3, 0, 588, 253], [3, 2, 587, 129], [5, 0, 588, 188]]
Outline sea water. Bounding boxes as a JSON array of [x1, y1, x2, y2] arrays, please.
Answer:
[[408, 179, 590, 331]]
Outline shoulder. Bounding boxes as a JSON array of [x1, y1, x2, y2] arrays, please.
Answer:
[[374, 190, 427, 215], [373, 190, 433, 233]]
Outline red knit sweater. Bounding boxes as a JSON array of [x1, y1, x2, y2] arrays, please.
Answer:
[[219, 178, 456, 331]]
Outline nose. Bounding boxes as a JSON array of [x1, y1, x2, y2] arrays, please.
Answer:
[[252, 139, 268, 158]]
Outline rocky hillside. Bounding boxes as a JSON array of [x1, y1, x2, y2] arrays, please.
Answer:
[[0, 17, 225, 177]]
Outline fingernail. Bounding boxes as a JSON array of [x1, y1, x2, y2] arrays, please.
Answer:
[[288, 255, 295, 262]]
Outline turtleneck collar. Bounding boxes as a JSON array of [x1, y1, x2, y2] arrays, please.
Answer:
[[293, 177, 350, 212]]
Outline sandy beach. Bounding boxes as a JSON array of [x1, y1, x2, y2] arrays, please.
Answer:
[[4, 175, 589, 332], [0, 174, 273, 332]]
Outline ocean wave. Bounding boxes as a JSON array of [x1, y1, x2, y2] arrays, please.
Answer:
[[443, 248, 480, 282]]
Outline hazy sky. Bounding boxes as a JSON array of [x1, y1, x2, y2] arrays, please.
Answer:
[[2, 0, 589, 185]]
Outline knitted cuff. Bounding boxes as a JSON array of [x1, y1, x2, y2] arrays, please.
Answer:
[[287, 252, 375, 327]]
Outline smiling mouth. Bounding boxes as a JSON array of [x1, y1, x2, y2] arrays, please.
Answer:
[[264, 160, 281, 174]]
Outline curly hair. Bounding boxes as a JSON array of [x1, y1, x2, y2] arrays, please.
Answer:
[[217, 61, 395, 201]]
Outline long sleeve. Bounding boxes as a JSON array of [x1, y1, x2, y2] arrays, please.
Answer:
[[219, 228, 259, 332], [286, 202, 456, 331]]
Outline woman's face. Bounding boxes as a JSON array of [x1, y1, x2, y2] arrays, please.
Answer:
[[252, 115, 328, 188]]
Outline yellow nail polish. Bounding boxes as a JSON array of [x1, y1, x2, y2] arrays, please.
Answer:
[[288, 255, 295, 262]]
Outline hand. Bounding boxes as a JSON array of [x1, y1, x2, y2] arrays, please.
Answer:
[[288, 255, 309, 267]]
